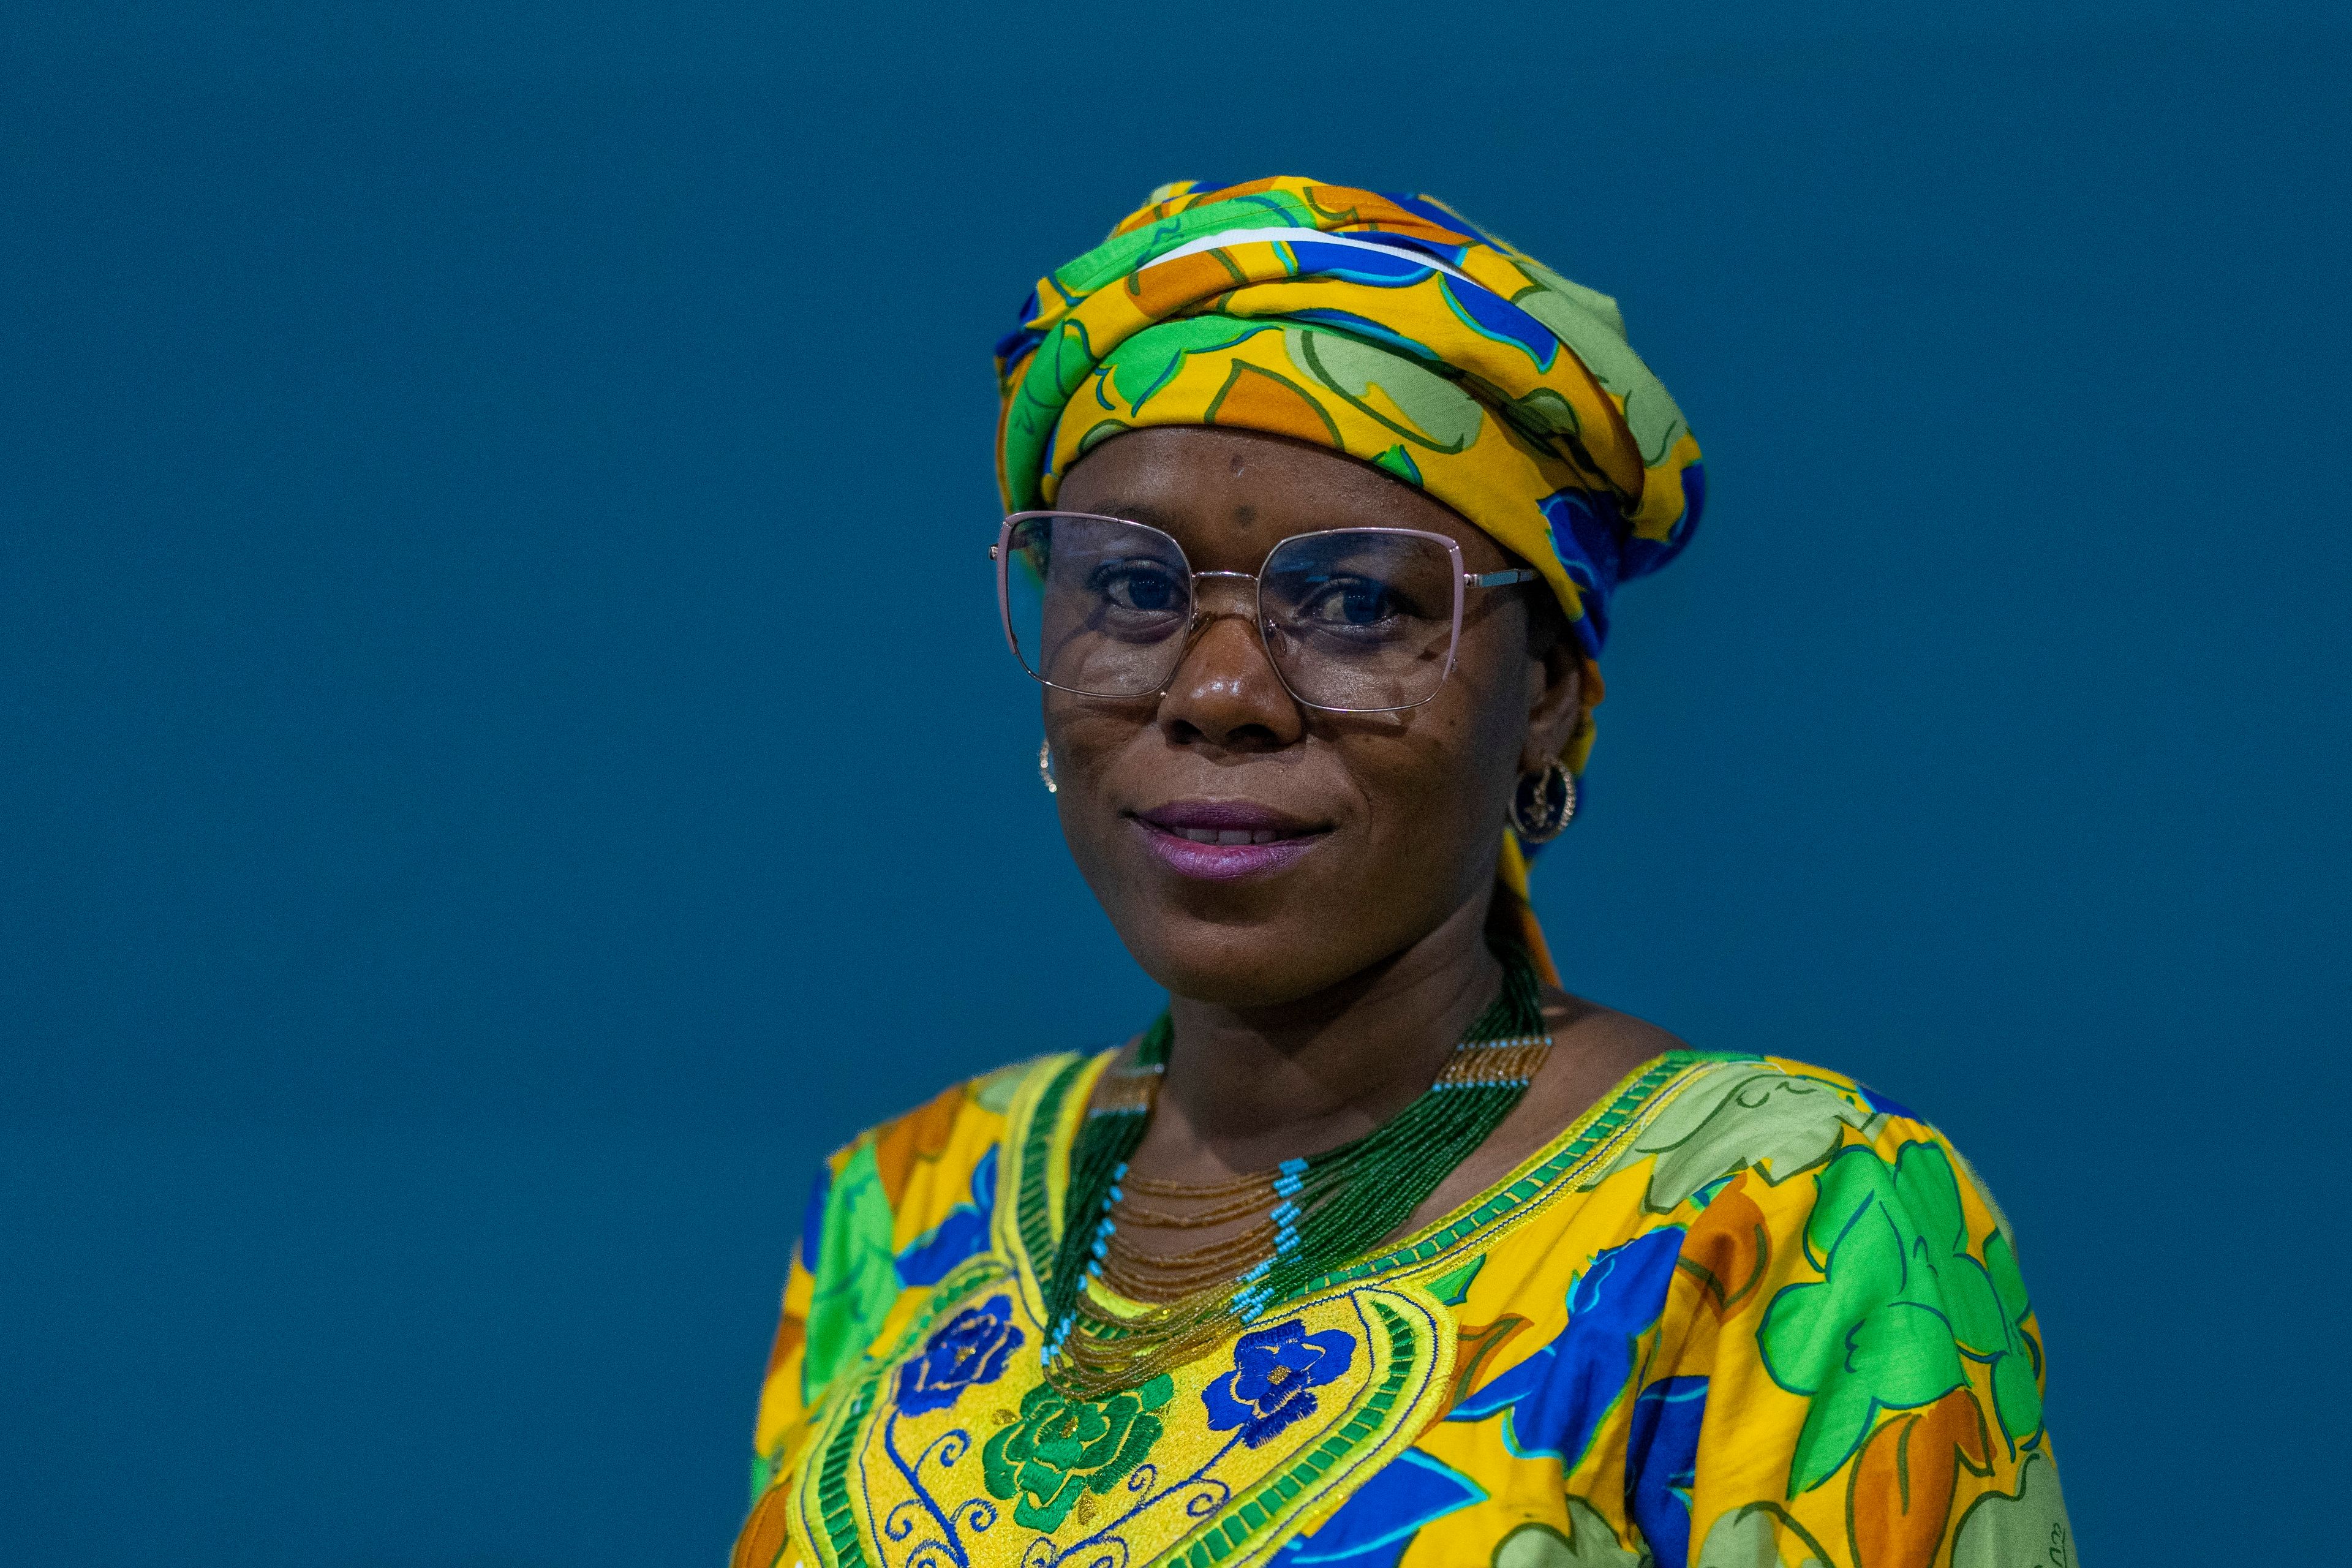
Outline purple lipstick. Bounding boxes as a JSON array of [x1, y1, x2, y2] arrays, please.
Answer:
[[1131, 800, 1329, 881]]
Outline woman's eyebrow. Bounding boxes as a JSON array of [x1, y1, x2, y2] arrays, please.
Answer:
[[1090, 500, 1186, 532]]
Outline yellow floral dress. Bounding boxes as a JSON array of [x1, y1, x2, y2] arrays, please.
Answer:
[[734, 1050, 2073, 1568]]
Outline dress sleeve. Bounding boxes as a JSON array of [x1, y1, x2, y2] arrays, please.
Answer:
[[745, 1161, 829, 1501], [1638, 1117, 2076, 1568], [736, 1138, 910, 1568], [733, 1073, 1016, 1568]]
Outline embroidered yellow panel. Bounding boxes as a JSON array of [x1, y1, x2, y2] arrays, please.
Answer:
[[782, 1249, 1453, 1568]]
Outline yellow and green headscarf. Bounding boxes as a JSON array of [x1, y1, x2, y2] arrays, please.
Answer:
[[992, 178, 1706, 970]]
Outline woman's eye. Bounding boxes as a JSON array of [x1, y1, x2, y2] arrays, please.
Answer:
[[1302, 578, 1403, 626], [1091, 563, 1184, 612]]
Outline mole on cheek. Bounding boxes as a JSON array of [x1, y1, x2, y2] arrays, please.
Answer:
[[1234, 504, 1255, 531]]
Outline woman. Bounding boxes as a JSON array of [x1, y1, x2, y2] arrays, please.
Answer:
[[734, 178, 2071, 1568]]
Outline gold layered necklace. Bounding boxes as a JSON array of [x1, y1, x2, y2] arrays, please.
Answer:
[[1099, 1165, 1303, 1302]]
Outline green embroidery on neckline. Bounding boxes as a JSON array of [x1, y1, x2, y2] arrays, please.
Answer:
[[813, 1373, 878, 1568], [1016, 1056, 1091, 1285]]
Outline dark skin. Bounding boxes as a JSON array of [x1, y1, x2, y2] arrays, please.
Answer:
[[1044, 426, 1682, 1278]]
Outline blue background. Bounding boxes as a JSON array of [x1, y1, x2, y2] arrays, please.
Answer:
[[5, 3, 2345, 1561]]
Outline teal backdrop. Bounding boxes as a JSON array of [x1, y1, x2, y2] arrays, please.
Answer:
[[4, 4, 2345, 1562]]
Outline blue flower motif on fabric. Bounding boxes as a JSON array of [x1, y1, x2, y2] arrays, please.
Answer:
[[1203, 1318, 1357, 1449], [1447, 1228, 1684, 1467], [1626, 1376, 1708, 1568], [1535, 487, 1627, 655], [1267, 1447, 1484, 1568], [894, 1293, 1025, 1417]]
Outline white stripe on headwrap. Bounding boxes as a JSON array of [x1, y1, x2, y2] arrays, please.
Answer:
[[1139, 225, 1479, 286]]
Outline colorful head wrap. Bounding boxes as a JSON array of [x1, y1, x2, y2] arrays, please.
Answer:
[[991, 178, 1707, 970], [994, 177, 1703, 668]]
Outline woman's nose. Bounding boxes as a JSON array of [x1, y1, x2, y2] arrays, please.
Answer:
[[1156, 579, 1305, 750]]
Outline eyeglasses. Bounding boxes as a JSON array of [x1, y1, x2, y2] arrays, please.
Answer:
[[992, 511, 1537, 713]]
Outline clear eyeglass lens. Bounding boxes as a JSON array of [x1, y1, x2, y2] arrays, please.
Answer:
[[1001, 518, 1461, 711], [1261, 530, 1458, 710], [1003, 514, 1194, 698]]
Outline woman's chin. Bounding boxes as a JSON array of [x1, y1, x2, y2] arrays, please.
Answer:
[[1106, 906, 1377, 1011]]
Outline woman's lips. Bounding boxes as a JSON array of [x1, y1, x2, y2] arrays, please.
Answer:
[[1131, 801, 1329, 881]]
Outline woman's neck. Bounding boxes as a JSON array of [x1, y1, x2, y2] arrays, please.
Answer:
[[1146, 888, 1504, 1179]]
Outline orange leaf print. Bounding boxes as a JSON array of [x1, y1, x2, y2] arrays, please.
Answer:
[[1847, 1389, 1994, 1568], [872, 1082, 964, 1207], [1128, 249, 1245, 318], [1302, 186, 1474, 244], [1440, 1313, 1531, 1414], [763, 1314, 805, 1380], [1204, 362, 1344, 448], [731, 1483, 794, 1568], [1676, 1175, 1771, 1317]]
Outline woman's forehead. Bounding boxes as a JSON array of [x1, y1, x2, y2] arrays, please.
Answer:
[[1056, 428, 1506, 568]]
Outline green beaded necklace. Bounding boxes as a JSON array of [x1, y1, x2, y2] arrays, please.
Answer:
[[1039, 945, 1551, 1400]]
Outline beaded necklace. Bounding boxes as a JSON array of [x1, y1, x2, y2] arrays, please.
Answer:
[[1039, 946, 1551, 1400]]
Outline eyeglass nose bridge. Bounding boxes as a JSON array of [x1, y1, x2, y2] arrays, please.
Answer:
[[1161, 568, 1280, 680], [1186, 569, 1262, 610]]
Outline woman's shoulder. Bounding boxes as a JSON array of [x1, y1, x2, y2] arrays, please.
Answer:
[[807, 1052, 1091, 1237], [1603, 1050, 2012, 1233], [763, 1053, 1094, 1468], [832, 1051, 1087, 1156]]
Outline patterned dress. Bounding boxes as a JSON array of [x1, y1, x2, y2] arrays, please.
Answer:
[[734, 1050, 2073, 1568]]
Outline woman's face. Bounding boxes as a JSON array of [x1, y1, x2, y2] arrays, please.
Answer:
[[1044, 426, 1586, 1009]]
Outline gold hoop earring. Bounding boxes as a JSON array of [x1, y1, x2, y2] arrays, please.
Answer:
[[1038, 738, 1058, 794], [1511, 758, 1576, 842]]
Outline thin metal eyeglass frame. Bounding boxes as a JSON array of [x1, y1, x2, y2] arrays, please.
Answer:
[[990, 510, 1539, 714]]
